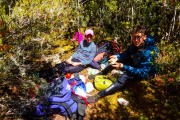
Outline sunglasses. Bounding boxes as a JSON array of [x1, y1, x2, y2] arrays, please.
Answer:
[[133, 35, 142, 39], [85, 34, 93, 38]]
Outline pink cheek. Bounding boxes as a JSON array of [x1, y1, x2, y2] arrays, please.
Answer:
[[135, 39, 139, 42]]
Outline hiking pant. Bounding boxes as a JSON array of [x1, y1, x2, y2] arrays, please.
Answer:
[[64, 58, 85, 73], [98, 72, 141, 97], [97, 59, 141, 97], [65, 58, 100, 73], [96, 57, 144, 97]]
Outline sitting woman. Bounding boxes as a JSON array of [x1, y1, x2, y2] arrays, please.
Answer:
[[64, 29, 100, 73], [39, 29, 99, 82]]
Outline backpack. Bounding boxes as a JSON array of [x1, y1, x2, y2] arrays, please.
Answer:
[[38, 62, 66, 82], [68, 78, 88, 105], [95, 40, 122, 64], [68, 78, 88, 117], [35, 77, 87, 120]]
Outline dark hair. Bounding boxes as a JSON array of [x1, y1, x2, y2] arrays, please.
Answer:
[[132, 25, 146, 34]]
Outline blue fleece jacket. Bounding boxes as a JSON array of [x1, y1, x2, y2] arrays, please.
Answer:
[[116, 34, 158, 79], [72, 40, 97, 65]]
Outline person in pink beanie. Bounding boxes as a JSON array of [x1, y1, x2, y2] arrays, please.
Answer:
[[71, 28, 84, 44], [66, 29, 99, 73]]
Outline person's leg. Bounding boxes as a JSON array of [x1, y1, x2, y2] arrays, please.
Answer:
[[64, 58, 86, 73], [87, 73, 133, 103], [65, 65, 85, 73], [89, 60, 100, 69], [54, 62, 67, 76]]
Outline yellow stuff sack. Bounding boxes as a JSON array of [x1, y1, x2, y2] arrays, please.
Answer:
[[94, 75, 113, 91]]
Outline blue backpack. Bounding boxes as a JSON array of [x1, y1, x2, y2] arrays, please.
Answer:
[[35, 77, 86, 120], [68, 78, 88, 106]]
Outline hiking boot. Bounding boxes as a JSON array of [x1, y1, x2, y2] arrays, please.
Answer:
[[87, 94, 101, 103]]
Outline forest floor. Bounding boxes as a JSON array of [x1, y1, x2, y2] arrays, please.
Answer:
[[40, 48, 100, 120]]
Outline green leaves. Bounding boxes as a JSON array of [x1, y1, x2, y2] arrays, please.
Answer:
[[105, 0, 118, 12]]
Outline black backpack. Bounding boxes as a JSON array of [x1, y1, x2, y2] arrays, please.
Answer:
[[38, 62, 66, 82]]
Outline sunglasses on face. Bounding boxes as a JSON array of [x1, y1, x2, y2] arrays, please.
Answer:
[[85, 34, 93, 38], [133, 35, 142, 39], [132, 32, 145, 39]]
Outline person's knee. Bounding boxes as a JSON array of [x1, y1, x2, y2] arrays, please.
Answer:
[[104, 81, 124, 95], [117, 74, 129, 84], [65, 65, 85, 74], [64, 67, 70, 74]]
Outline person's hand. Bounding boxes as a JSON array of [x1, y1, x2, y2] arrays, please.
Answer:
[[72, 62, 82, 66], [111, 62, 123, 69], [67, 57, 72, 64], [110, 69, 120, 78], [111, 69, 120, 75], [109, 55, 118, 64], [66, 59, 71, 64]]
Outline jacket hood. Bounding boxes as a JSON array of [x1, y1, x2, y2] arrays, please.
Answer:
[[145, 34, 156, 47]]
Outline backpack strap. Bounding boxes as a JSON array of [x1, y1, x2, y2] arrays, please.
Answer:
[[39, 102, 49, 120], [96, 40, 111, 55], [45, 78, 63, 98], [51, 101, 77, 119], [71, 95, 86, 120]]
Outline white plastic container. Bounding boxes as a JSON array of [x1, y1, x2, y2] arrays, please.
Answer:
[[85, 82, 94, 93], [117, 98, 129, 106]]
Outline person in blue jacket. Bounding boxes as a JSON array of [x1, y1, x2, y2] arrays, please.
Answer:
[[87, 25, 159, 103], [65, 29, 100, 73]]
